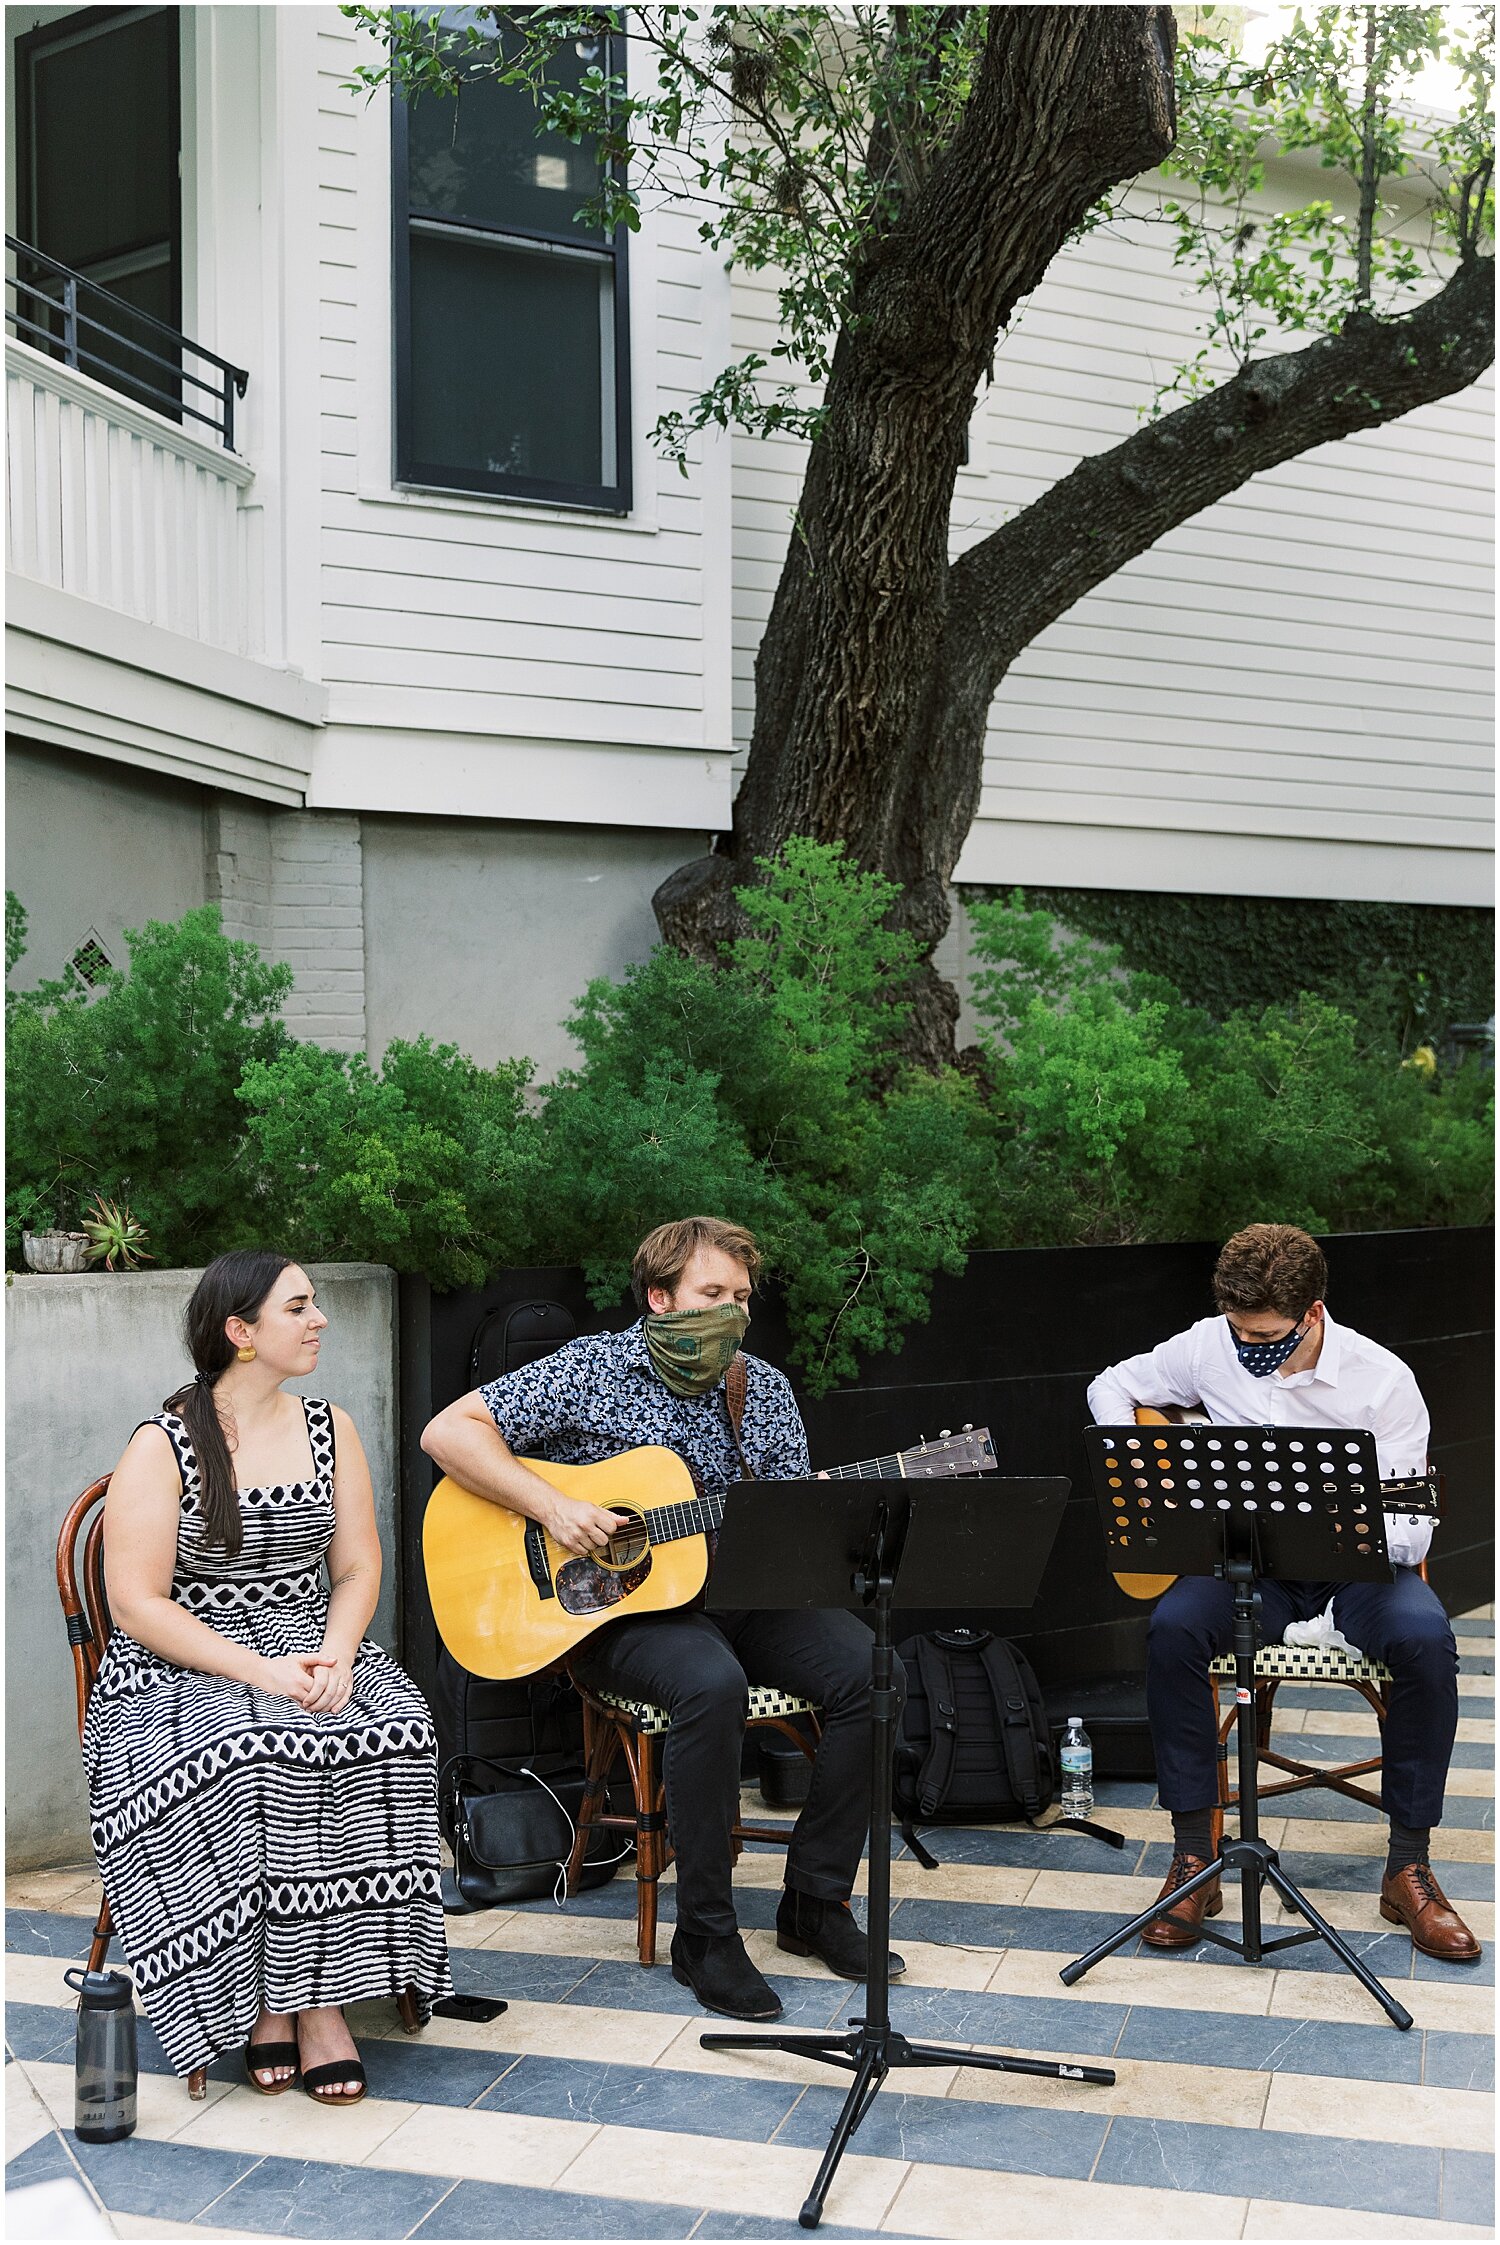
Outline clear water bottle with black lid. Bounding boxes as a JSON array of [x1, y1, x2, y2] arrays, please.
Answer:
[[1059, 1716, 1094, 1819], [65, 1966, 138, 2143]]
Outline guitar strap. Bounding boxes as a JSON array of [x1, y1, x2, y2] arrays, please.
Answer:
[[723, 1351, 753, 1480]]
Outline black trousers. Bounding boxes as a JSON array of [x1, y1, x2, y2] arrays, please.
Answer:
[[571, 1606, 898, 1939], [1147, 1568, 1459, 1828]]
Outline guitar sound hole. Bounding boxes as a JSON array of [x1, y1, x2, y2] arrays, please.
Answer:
[[603, 1519, 650, 1569]]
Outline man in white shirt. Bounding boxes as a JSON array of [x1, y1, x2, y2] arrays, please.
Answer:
[[1087, 1222, 1479, 1964]]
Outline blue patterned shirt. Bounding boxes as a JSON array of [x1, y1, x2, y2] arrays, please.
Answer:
[[479, 1319, 810, 1489]]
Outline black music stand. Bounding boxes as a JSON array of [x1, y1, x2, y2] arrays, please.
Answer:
[[703, 1476, 1115, 2231], [1059, 1424, 1413, 2031]]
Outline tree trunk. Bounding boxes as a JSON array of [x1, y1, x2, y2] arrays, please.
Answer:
[[655, 5, 1179, 1012], [655, 8, 1495, 1068]]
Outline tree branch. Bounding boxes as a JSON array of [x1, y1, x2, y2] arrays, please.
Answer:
[[852, 5, 1178, 356], [948, 255, 1496, 689]]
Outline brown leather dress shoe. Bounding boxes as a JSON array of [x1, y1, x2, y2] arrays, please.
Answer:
[[1141, 1852, 1224, 1949], [1379, 1863, 1483, 1962]]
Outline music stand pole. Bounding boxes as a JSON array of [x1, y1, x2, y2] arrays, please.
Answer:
[[699, 1484, 1116, 2232], [1059, 1429, 1413, 2032]]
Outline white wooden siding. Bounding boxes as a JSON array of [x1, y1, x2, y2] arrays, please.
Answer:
[[731, 186, 1494, 905], [306, 9, 734, 824]]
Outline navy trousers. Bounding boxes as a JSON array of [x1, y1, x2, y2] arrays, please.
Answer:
[[1147, 1568, 1459, 1828]]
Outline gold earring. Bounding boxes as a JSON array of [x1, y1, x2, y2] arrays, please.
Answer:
[[236, 1344, 257, 1363]]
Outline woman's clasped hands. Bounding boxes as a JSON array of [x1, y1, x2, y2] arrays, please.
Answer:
[[256, 1651, 355, 1714]]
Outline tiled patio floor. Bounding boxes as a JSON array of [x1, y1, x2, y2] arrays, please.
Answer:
[[7, 1611, 1493, 2241]]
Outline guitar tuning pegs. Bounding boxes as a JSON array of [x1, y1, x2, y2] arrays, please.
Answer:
[[940, 1428, 952, 1439], [962, 1422, 972, 1433]]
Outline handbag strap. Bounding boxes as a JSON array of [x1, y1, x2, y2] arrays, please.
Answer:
[[723, 1351, 753, 1480]]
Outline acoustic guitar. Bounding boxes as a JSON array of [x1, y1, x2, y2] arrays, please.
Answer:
[[1112, 1406, 1208, 1601], [425, 1426, 997, 1681]]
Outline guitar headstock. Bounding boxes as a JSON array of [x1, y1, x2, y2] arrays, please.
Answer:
[[900, 1425, 996, 1478]]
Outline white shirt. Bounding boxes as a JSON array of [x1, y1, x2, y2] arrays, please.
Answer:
[[1086, 1310, 1434, 1569]]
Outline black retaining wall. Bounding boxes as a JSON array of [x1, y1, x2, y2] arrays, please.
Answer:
[[397, 1228, 1492, 1711]]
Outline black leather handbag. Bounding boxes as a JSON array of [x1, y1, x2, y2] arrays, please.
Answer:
[[440, 1754, 632, 1912]]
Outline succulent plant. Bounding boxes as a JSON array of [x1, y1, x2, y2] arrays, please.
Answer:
[[81, 1195, 154, 1272]]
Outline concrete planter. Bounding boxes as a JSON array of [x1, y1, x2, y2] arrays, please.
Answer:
[[5, 1263, 399, 1871], [22, 1231, 91, 1273]]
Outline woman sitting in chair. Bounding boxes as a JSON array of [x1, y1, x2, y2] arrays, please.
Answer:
[[83, 1250, 451, 2101]]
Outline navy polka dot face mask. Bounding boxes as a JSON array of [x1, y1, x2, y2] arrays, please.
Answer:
[[1229, 1319, 1307, 1376]]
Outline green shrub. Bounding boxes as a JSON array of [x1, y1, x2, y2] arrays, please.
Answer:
[[238, 1037, 540, 1292], [966, 891, 1494, 1245], [538, 840, 993, 1388], [6, 903, 293, 1262], [975, 885, 1495, 1046], [7, 866, 1487, 1389]]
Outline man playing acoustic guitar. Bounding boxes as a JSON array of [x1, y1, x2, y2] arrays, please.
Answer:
[[421, 1215, 904, 2022], [1088, 1222, 1479, 1964]]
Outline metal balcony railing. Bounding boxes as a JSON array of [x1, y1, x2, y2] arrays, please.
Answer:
[[5, 236, 249, 451]]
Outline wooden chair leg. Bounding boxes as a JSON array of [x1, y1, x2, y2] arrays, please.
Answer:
[[86, 1891, 113, 1975], [636, 1731, 664, 1968], [1211, 1677, 1233, 1808], [187, 2067, 207, 2100], [567, 1702, 617, 1892]]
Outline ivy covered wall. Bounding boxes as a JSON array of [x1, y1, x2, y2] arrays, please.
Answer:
[[965, 889, 1494, 1048]]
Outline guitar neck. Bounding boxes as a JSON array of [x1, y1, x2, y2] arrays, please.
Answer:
[[644, 1450, 908, 1548]]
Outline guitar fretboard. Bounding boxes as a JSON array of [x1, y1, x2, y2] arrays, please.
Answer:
[[643, 1451, 906, 1548]]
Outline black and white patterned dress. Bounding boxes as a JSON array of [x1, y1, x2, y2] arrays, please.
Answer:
[[82, 1398, 451, 2076]]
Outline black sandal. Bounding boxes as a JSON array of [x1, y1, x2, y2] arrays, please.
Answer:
[[244, 2040, 300, 2096], [301, 2058, 367, 2107]]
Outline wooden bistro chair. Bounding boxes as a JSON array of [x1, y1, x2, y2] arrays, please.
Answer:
[[53, 1477, 215, 2098], [57, 1476, 424, 2106], [1210, 1494, 1438, 1816], [567, 1677, 821, 1965]]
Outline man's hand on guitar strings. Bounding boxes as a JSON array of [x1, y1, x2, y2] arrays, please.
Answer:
[[543, 1492, 634, 1557]]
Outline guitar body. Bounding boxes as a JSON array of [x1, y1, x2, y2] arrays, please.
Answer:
[[1112, 1407, 1208, 1601], [424, 1446, 709, 1682]]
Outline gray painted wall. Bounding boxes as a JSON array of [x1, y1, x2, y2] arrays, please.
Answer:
[[6, 1264, 399, 1871], [6, 737, 209, 989], [360, 814, 709, 1078]]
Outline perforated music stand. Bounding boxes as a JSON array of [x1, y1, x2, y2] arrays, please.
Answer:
[[704, 1476, 1111, 2230], [1058, 1423, 1414, 2030]]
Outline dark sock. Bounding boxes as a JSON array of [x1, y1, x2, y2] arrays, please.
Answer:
[[1385, 1820, 1431, 1879], [1172, 1809, 1215, 1860]]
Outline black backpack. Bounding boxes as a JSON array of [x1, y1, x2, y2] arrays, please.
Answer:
[[894, 1627, 1121, 1864]]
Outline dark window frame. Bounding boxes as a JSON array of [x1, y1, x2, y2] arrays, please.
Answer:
[[391, 25, 632, 514]]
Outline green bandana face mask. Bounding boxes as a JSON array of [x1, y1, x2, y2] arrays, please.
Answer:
[[643, 1302, 749, 1398]]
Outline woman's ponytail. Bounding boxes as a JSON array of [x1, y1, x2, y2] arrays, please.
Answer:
[[165, 1250, 293, 1555]]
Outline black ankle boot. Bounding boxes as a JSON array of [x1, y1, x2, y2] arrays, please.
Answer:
[[669, 1929, 782, 2021], [775, 1891, 906, 1982]]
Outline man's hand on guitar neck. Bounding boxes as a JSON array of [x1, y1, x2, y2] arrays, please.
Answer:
[[420, 1391, 628, 1556]]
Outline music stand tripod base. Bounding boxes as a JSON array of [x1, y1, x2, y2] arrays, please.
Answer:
[[1061, 1424, 1414, 2033], [699, 1477, 1117, 2230]]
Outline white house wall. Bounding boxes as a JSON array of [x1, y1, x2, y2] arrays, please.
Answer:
[[303, 6, 736, 833], [732, 189, 1494, 908]]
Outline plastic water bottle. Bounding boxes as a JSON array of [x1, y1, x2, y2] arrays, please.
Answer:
[[1059, 1717, 1094, 1819], [65, 1967, 137, 2143]]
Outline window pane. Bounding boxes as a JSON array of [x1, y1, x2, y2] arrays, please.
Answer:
[[28, 10, 179, 274], [408, 232, 612, 490], [406, 29, 606, 243]]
